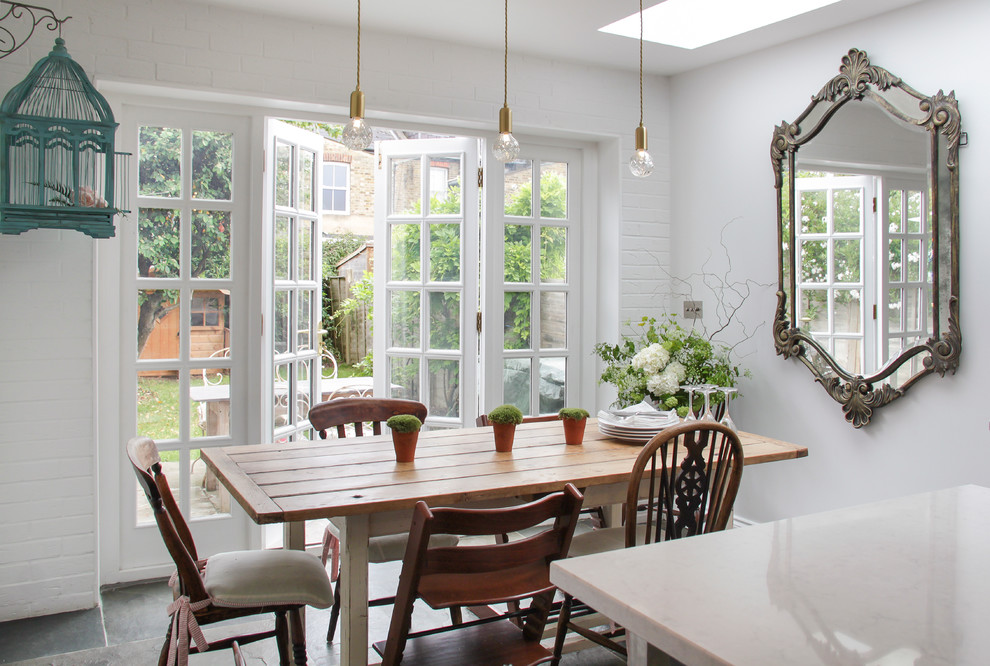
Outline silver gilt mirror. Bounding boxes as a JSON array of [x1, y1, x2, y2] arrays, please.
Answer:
[[771, 49, 961, 428]]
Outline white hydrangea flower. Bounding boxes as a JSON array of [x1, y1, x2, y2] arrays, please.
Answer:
[[666, 360, 687, 383], [647, 368, 680, 397], [631, 343, 670, 375]]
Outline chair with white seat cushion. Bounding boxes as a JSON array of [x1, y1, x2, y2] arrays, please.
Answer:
[[127, 436, 333, 666]]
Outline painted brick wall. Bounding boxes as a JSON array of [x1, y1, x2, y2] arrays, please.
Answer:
[[0, 231, 97, 621], [0, 0, 671, 620]]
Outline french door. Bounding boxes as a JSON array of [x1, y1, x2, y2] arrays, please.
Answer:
[[374, 138, 480, 428], [266, 120, 323, 442], [115, 106, 252, 575]]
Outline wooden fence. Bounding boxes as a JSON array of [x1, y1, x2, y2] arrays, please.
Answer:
[[324, 275, 371, 366]]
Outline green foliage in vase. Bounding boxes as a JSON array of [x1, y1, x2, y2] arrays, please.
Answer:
[[488, 404, 524, 425], [558, 407, 589, 421], [386, 414, 422, 433], [595, 316, 748, 417]]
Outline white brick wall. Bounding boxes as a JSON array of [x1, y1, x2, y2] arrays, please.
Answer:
[[0, 231, 97, 622], [0, 0, 671, 620]]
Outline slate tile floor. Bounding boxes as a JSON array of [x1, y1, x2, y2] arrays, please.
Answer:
[[1, 561, 624, 665]]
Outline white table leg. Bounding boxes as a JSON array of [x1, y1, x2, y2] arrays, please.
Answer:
[[339, 515, 370, 666], [628, 633, 675, 666], [283, 521, 306, 551]]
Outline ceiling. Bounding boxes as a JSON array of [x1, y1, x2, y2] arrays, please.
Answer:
[[192, 0, 925, 75]]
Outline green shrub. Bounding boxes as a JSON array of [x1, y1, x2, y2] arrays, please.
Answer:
[[558, 407, 589, 421], [386, 414, 422, 433], [488, 404, 524, 425]]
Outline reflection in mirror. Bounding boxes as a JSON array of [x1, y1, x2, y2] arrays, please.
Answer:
[[772, 49, 961, 428]]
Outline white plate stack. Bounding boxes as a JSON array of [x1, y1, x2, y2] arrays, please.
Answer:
[[597, 401, 680, 443]]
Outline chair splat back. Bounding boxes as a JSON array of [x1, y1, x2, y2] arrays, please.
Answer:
[[127, 437, 208, 601], [310, 397, 428, 438], [626, 421, 744, 548]]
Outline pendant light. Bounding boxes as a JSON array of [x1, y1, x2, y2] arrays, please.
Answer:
[[341, 0, 373, 151], [629, 0, 654, 178], [492, 0, 520, 162]]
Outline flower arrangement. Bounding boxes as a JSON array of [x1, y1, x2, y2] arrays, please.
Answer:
[[594, 315, 747, 417]]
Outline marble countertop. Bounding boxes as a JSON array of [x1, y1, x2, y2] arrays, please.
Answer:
[[551, 484, 990, 665]]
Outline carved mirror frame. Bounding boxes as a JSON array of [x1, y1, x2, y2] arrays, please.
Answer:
[[771, 49, 961, 428]]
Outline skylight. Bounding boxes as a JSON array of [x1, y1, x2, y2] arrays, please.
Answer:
[[599, 0, 842, 50]]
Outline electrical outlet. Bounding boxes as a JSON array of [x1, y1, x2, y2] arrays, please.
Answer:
[[683, 300, 703, 319]]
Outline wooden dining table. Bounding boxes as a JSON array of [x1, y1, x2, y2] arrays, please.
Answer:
[[200, 418, 807, 666]]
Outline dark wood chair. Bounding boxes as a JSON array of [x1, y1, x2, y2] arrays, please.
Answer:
[[374, 483, 585, 666], [126, 437, 332, 666], [308, 397, 459, 643], [551, 421, 744, 661]]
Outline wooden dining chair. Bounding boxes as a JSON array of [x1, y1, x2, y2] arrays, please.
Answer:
[[127, 437, 333, 666], [375, 483, 585, 666], [550, 421, 744, 662], [308, 397, 459, 643]]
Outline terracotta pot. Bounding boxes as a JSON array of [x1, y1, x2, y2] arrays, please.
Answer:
[[561, 417, 587, 446], [391, 430, 419, 463], [492, 422, 517, 452]]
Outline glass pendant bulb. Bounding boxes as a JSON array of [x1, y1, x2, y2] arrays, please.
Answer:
[[629, 124, 654, 178], [342, 89, 373, 151], [492, 105, 520, 162]]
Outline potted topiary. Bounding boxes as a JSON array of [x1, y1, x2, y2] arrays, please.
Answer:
[[487, 404, 524, 452], [386, 414, 422, 463], [558, 407, 590, 445]]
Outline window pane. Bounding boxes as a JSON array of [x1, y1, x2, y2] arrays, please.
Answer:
[[799, 190, 827, 234], [428, 359, 459, 418], [504, 159, 532, 216], [189, 449, 231, 519], [888, 190, 902, 233], [906, 239, 921, 281], [205, 312, 219, 326], [540, 162, 567, 219], [139, 126, 181, 198], [137, 289, 178, 361], [798, 289, 828, 332], [540, 226, 567, 283], [391, 157, 421, 215], [298, 218, 312, 281], [138, 208, 180, 277], [274, 290, 289, 354], [832, 188, 861, 233], [429, 292, 459, 351], [540, 292, 566, 349], [275, 143, 291, 207], [299, 149, 314, 212], [888, 288, 902, 333], [191, 313, 205, 326], [191, 368, 230, 438], [429, 224, 460, 282], [322, 188, 334, 210], [888, 239, 903, 282], [428, 155, 461, 215], [800, 240, 827, 283], [295, 359, 312, 423], [390, 291, 421, 349], [274, 215, 290, 280], [833, 339, 862, 375], [905, 288, 922, 330], [297, 290, 312, 350], [503, 358, 531, 414], [504, 225, 532, 282], [833, 290, 861, 334], [333, 164, 348, 187], [138, 376, 180, 440], [539, 357, 566, 414], [332, 190, 346, 212], [504, 292, 531, 350], [907, 191, 922, 233], [191, 130, 232, 201], [391, 224, 421, 282], [833, 239, 860, 283], [191, 210, 230, 279], [273, 362, 290, 428], [390, 356, 420, 401]]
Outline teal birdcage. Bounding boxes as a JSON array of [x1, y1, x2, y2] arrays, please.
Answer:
[[0, 37, 129, 238]]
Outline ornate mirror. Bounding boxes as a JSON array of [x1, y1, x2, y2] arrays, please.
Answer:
[[771, 49, 961, 427]]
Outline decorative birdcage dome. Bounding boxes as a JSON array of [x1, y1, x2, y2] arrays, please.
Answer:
[[1, 37, 129, 238]]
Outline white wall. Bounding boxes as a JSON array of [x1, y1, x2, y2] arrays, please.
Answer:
[[671, 0, 990, 521], [0, 0, 670, 620]]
